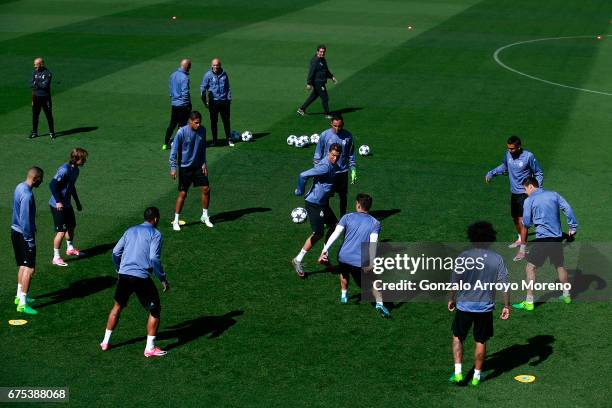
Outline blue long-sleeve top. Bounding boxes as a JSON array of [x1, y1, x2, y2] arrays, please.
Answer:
[[200, 69, 231, 102], [313, 128, 356, 173], [169, 125, 207, 171], [486, 149, 543, 194], [169, 68, 191, 107], [112, 223, 167, 283], [522, 189, 578, 239], [49, 163, 79, 208], [295, 157, 339, 206], [11, 182, 37, 247]]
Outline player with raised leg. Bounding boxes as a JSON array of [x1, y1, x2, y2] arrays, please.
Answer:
[[512, 177, 578, 311], [318, 193, 389, 318], [292, 143, 342, 277], [49, 148, 88, 267], [100, 207, 169, 357]]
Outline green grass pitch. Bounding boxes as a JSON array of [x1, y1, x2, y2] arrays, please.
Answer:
[[1, 0, 611, 406]]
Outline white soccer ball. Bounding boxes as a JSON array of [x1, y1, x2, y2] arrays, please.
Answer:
[[310, 133, 320, 144], [287, 135, 298, 146], [295, 137, 306, 148], [230, 130, 241, 142], [359, 145, 370, 156], [291, 207, 307, 223], [241, 131, 253, 142], [299, 135, 310, 146]]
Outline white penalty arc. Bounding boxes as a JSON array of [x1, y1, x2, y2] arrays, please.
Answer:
[[493, 35, 612, 96]]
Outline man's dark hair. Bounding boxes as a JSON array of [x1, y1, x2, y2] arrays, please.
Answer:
[[144, 206, 160, 222], [189, 111, 202, 121], [356, 193, 373, 212], [467, 221, 497, 244], [331, 114, 343, 123], [523, 176, 539, 188], [507, 135, 522, 146], [329, 143, 342, 153], [316, 44, 326, 51]]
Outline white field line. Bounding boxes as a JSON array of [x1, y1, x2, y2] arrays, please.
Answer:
[[493, 35, 612, 96]]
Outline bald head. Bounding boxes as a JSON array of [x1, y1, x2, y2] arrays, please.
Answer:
[[211, 58, 222, 74], [33, 58, 44, 70], [26, 166, 44, 188], [180, 59, 191, 72]]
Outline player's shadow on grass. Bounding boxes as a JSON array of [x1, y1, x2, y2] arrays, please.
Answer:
[[331, 107, 363, 116], [65, 242, 116, 262], [304, 263, 336, 278], [54, 126, 98, 138], [252, 132, 270, 140], [185, 207, 271, 226], [35, 275, 116, 308], [112, 311, 244, 350], [370, 209, 401, 221], [537, 268, 607, 304], [481, 335, 554, 382]]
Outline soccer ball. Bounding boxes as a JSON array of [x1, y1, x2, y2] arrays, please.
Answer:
[[287, 135, 298, 146], [291, 207, 307, 223], [299, 135, 310, 146], [295, 137, 307, 148], [310, 133, 320, 144], [359, 145, 370, 156], [230, 130, 241, 142], [241, 131, 253, 142]]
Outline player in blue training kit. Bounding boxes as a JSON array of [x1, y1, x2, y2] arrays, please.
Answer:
[[292, 143, 342, 278], [163, 59, 192, 150], [49, 148, 88, 267], [169, 111, 213, 230], [12, 167, 44, 315], [486, 135, 543, 261], [513, 177, 578, 311], [313, 115, 357, 216], [318, 193, 390, 318], [448, 221, 510, 386], [101, 207, 170, 357]]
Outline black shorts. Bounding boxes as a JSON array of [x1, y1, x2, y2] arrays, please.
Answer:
[[114, 274, 161, 318], [339, 262, 362, 287], [510, 193, 528, 218], [527, 237, 564, 268], [11, 229, 36, 268], [305, 201, 337, 237], [452, 309, 493, 344], [50, 205, 76, 232], [333, 172, 349, 197], [178, 166, 209, 192]]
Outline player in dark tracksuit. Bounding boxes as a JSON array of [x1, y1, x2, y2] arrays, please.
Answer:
[[30, 57, 55, 139], [297, 45, 337, 118]]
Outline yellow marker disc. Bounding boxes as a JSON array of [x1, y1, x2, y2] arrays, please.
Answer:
[[170, 220, 186, 226], [514, 375, 536, 383], [8, 319, 28, 326]]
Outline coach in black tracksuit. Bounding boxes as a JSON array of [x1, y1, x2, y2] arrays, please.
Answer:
[[30, 57, 55, 139], [298, 45, 337, 118]]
